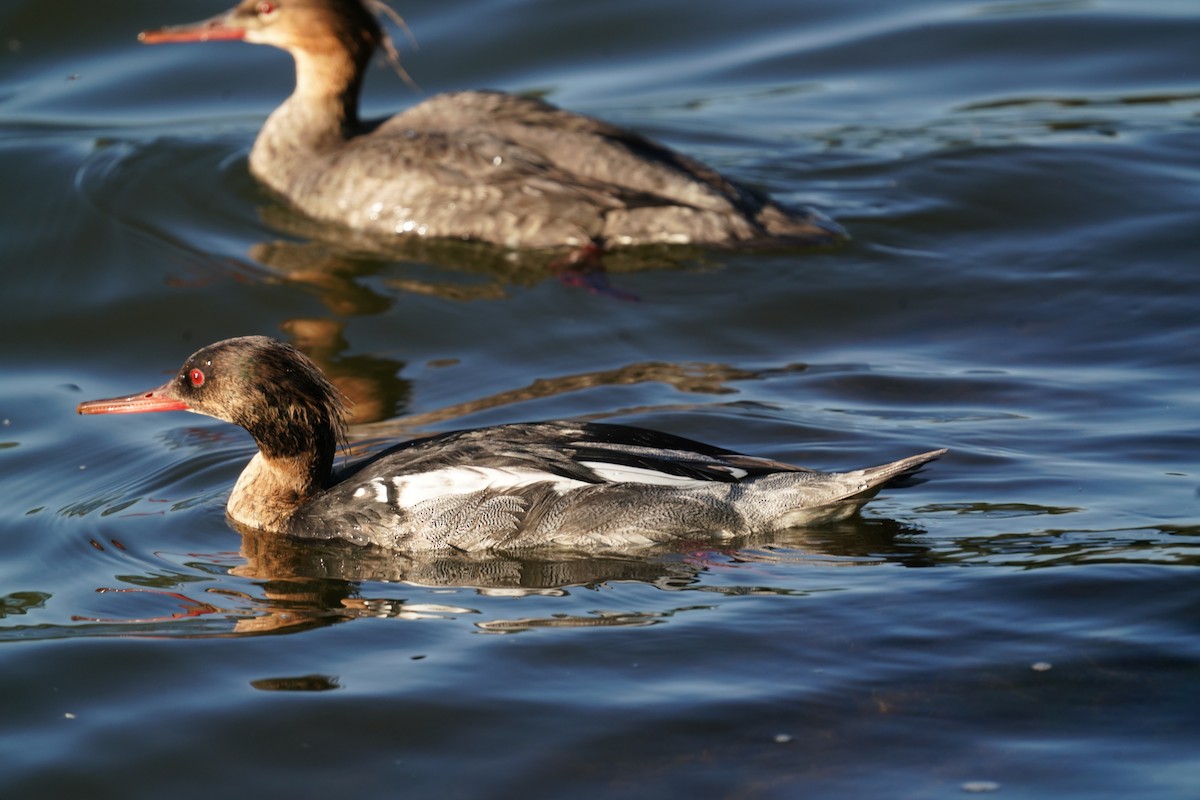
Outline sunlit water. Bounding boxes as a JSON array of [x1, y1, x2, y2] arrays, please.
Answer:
[[1, 0, 1198, 797]]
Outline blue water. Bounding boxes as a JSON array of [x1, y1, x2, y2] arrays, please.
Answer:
[[1, 0, 1198, 797]]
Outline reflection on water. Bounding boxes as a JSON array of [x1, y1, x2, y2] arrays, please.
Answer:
[[234, 517, 926, 587], [250, 674, 341, 692], [0, 591, 51, 619], [0, 515, 929, 640], [356, 358, 808, 441], [24, 498, 1188, 643], [250, 218, 742, 304], [282, 318, 410, 425], [240, 226, 825, 433], [21, 491, 1190, 647], [927, 522, 1200, 568]]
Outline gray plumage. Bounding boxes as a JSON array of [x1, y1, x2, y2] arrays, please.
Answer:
[[140, 0, 845, 250]]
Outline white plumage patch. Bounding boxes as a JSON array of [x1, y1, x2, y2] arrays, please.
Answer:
[[385, 467, 588, 507], [578, 461, 747, 485], [352, 479, 389, 503]]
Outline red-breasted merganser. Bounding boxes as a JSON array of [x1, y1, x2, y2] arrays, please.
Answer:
[[78, 337, 943, 551], [138, 0, 845, 250]]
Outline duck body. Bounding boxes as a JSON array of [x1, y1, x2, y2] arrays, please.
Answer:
[[140, 0, 845, 250], [78, 337, 943, 552], [293, 420, 939, 550]]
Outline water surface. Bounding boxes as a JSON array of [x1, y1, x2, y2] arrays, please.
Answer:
[[1, 0, 1198, 797]]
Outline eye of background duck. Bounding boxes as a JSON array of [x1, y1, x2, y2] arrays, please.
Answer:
[[256, 2, 278, 17], [189, 368, 206, 388]]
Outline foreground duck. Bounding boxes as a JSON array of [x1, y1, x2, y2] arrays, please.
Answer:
[[138, 0, 844, 250], [78, 337, 943, 551]]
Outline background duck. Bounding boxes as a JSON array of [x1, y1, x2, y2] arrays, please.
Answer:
[[139, 0, 845, 251]]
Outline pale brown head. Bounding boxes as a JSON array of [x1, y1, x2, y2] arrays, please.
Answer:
[[139, 0, 385, 66]]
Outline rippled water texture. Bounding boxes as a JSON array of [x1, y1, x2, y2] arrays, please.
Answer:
[[1, 0, 1198, 797]]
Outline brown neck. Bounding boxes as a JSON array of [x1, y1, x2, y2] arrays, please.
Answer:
[[249, 43, 370, 190], [293, 43, 367, 134], [227, 451, 328, 534]]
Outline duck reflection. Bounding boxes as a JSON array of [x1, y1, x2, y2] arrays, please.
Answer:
[[354, 359, 808, 443], [278, 310, 809, 444], [249, 220, 693, 303], [281, 318, 409, 425], [219, 515, 930, 636], [250, 674, 341, 692], [52, 516, 929, 639]]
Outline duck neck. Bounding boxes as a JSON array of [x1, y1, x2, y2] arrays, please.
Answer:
[[250, 44, 369, 185], [227, 424, 339, 534]]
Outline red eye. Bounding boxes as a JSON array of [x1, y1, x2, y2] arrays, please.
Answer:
[[256, 1, 277, 15], [188, 368, 205, 387]]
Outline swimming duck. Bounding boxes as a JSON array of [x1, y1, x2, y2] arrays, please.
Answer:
[[139, 0, 845, 250], [78, 336, 942, 551]]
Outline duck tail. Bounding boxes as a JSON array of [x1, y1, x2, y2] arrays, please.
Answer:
[[758, 448, 947, 528], [756, 202, 849, 247], [847, 448, 948, 487]]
